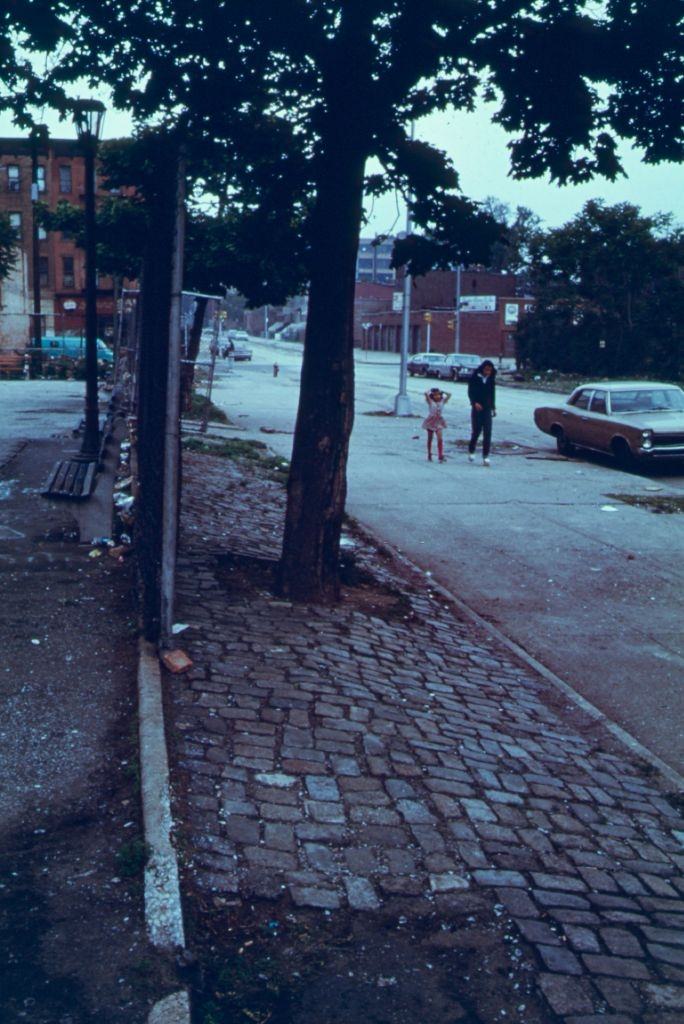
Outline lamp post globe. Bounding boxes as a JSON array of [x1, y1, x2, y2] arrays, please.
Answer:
[[73, 99, 106, 458]]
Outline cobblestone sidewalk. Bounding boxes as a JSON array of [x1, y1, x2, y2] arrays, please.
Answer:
[[167, 450, 684, 1023]]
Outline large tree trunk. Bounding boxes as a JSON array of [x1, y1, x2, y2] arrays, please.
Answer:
[[179, 295, 209, 414], [277, 143, 366, 602]]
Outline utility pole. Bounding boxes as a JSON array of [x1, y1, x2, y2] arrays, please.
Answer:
[[29, 125, 48, 379], [454, 264, 462, 354], [160, 151, 186, 648], [393, 124, 414, 417]]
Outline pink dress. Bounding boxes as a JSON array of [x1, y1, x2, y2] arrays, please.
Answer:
[[422, 398, 447, 432]]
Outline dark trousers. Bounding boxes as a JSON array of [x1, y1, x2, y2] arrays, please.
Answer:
[[469, 408, 492, 458]]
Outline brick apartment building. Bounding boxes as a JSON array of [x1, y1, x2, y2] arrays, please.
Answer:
[[356, 267, 530, 361], [0, 136, 122, 352]]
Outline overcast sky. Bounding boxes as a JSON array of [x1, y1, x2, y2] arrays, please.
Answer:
[[1, 99, 681, 236]]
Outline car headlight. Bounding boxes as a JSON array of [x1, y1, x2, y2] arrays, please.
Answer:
[[641, 430, 653, 450]]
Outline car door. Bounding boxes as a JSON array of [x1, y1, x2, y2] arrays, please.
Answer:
[[561, 388, 593, 444], [580, 389, 613, 452]]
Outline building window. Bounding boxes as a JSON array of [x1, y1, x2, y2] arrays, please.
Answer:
[[37, 225, 47, 241], [9, 212, 22, 239], [62, 256, 75, 288], [36, 166, 46, 193], [58, 165, 72, 193], [7, 164, 20, 192], [39, 256, 49, 288]]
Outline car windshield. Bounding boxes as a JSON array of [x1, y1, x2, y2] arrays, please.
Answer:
[[610, 389, 684, 413]]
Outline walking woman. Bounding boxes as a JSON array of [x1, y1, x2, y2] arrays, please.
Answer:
[[467, 360, 496, 465], [422, 386, 451, 462]]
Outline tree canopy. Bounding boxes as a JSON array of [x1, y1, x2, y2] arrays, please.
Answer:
[[517, 200, 684, 379], [0, 213, 18, 281], [4, 0, 682, 598]]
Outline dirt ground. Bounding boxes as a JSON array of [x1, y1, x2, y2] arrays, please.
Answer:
[[0, 439, 177, 1023]]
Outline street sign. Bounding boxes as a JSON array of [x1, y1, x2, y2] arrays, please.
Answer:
[[392, 292, 404, 312]]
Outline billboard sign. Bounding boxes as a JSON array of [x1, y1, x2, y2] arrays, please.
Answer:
[[460, 295, 496, 312], [392, 291, 404, 312]]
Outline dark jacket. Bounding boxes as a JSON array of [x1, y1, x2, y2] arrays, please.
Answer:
[[468, 362, 497, 412]]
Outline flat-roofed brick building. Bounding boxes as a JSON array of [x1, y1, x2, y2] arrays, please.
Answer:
[[0, 136, 124, 351]]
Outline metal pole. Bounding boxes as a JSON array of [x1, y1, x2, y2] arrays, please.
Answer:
[[29, 127, 46, 380], [160, 152, 186, 648], [426, 319, 431, 353], [394, 123, 414, 417], [80, 138, 100, 457], [455, 264, 462, 354]]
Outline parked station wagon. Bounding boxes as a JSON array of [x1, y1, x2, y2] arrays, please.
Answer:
[[534, 381, 684, 465]]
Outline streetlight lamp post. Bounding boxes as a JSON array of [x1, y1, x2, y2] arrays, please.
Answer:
[[73, 98, 106, 459], [29, 124, 48, 380]]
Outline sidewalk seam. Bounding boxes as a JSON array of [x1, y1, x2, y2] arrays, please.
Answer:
[[352, 517, 684, 793]]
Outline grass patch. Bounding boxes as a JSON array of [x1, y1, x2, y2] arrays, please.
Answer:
[[185, 392, 230, 424], [115, 838, 150, 878], [183, 435, 290, 483], [605, 493, 684, 515]]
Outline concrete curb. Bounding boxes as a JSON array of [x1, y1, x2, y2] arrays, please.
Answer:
[[352, 518, 684, 793], [137, 637, 191, 1023]]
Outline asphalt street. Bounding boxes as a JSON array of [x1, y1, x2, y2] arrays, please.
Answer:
[[210, 340, 684, 776]]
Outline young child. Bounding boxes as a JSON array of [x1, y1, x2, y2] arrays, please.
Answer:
[[422, 386, 451, 462]]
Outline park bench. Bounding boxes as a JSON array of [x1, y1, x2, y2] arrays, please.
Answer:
[[42, 456, 97, 500], [0, 350, 24, 379]]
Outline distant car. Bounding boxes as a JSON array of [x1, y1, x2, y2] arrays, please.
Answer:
[[222, 337, 252, 361], [433, 354, 471, 380], [232, 342, 252, 361], [451, 353, 486, 380], [39, 334, 114, 364], [407, 353, 447, 376], [534, 381, 684, 465], [227, 329, 250, 343]]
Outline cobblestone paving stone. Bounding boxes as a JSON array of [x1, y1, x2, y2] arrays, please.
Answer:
[[169, 452, 684, 1022]]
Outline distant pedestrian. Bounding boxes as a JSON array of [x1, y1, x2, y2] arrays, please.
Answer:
[[422, 386, 451, 462], [467, 359, 497, 466]]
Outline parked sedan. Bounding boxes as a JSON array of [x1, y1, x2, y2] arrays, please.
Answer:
[[534, 381, 684, 464], [433, 354, 466, 380], [451, 353, 486, 380], [407, 352, 447, 376]]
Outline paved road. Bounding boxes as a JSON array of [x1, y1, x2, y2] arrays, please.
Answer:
[[210, 340, 684, 775]]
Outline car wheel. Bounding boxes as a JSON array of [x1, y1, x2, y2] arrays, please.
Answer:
[[555, 430, 575, 456], [611, 437, 636, 469], [451, 368, 459, 381]]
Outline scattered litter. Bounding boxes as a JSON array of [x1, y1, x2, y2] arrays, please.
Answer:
[[88, 548, 103, 558], [114, 494, 135, 510], [600, 505, 619, 512], [377, 976, 397, 988], [171, 623, 190, 635], [90, 536, 114, 547], [119, 533, 132, 544], [160, 648, 193, 674], [644, 485, 663, 492], [31, 639, 40, 645], [108, 545, 132, 559]]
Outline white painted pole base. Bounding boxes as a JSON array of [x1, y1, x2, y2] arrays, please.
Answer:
[[393, 393, 412, 416]]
